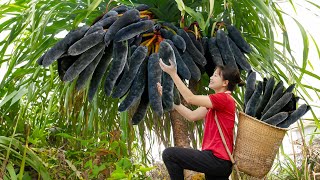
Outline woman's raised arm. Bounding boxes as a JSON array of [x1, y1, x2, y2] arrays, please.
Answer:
[[174, 105, 208, 121], [159, 58, 213, 108]]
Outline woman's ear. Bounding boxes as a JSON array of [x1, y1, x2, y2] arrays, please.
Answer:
[[223, 80, 229, 88]]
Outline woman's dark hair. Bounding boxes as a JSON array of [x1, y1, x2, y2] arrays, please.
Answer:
[[215, 65, 245, 91]]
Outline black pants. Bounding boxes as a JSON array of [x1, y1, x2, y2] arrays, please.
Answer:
[[162, 147, 232, 180]]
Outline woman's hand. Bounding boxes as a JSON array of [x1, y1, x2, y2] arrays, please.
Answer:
[[157, 82, 162, 96], [159, 58, 177, 76]]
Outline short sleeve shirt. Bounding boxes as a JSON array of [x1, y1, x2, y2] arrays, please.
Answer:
[[202, 92, 235, 161]]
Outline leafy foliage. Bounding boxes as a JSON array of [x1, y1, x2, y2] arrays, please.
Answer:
[[0, 0, 319, 179]]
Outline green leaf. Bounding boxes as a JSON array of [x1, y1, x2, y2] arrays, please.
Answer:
[[175, 0, 185, 12], [295, 66, 320, 80], [288, 0, 297, 13], [85, 159, 93, 169], [139, 166, 154, 173], [205, 0, 214, 26], [0, 90, 18, 108], [73, 11, 89, 27], [110, 166, 127, 179], [310, 35, 320, 60], [10, 86, 28, 106], [120, 111, 128, 142], [249, 0, 270, 18], [184, 6, 205, 30], [6, 163, 17, 180], [87, 0, 103, 13], [22, 172, 32, 180], [292, 18, 309, 82], [71, 0, 103, 26], [92, 164, 106, 177], [0, 136, 50, 179], [306, 0, 320, 10], [116, 158, 132, 171], [65, 159, 82, 179], [110, 141, 119, 151]]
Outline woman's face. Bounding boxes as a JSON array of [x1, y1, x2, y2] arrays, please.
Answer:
[[209, 68, 227, 91]]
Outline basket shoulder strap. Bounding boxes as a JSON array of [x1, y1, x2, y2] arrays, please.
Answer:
[[214, 111, 242, 180], [214, 112, 234, 163]]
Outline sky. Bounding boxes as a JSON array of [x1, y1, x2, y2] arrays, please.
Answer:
[[276, 0, 320, 121], [274, 0, 320, 158]]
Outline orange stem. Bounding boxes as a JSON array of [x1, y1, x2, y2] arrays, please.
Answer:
[[146, 35, 157, 47]]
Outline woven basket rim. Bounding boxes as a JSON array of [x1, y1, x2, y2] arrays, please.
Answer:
[[239, 111, 288, 132]]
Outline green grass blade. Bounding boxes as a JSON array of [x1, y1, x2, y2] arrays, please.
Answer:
[[120, 111, 129, 142], [310, 34, 320, 60], [0, 90, 18, 108], [6, 163, 17, 180], [292, 18, 309, 82]]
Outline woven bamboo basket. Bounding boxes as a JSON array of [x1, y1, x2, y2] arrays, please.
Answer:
[[234, 112, 287, 178]]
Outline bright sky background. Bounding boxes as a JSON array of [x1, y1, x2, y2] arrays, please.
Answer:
[[277, 0, 320, 121], [274, 0, 320, 159]]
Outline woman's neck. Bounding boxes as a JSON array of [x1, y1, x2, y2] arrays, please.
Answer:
[[214, 88, 229, 93]]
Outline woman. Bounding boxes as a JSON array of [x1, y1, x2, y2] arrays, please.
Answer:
[[158, 58, 244, 180]]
